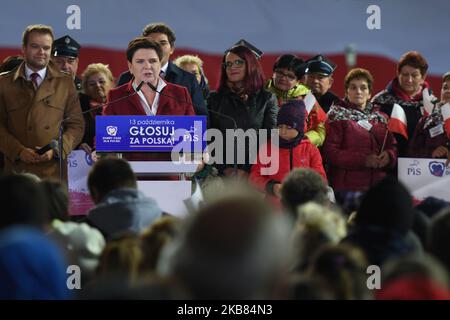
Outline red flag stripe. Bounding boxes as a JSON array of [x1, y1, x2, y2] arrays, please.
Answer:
[[388, 118, 408, 139], [388, 103, 408, 139]]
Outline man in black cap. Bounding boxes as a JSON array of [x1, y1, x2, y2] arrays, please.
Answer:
[[304, 54, 340, 113], [52, 35, 82, 90]]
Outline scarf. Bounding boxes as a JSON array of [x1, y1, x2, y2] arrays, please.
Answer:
[[279, 133, 304, 149], [328, 99, 387, 124], [391, 77, 426, 102], [373, 78, 432, 117], [87, 99, 104, 120], [423, 101, 447, 130]]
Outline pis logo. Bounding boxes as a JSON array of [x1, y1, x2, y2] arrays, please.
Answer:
[[429, 161, 445, 177], [85, 152, 94, 166], [106, 126, 118, 136]]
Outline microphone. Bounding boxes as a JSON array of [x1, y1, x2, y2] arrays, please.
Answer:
[[146, 82, 239, 177], [36, 139, 58, 155], [147, 82, 237, 128], [56, 80, 145, 182], [67, 80, 145, 121]]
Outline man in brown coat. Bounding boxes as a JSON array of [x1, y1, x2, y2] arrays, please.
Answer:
[[0, 24, 84, 180]]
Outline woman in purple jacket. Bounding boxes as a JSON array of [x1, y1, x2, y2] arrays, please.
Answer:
[[323, 68, 397, 193]]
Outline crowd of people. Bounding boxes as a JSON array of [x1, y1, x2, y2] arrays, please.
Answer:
[[0, 22, 450, 300]]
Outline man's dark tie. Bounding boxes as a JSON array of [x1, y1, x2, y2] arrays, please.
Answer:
[[30, 72, 39, 89]]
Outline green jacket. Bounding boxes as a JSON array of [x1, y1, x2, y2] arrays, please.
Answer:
[[265, 80, 326, 147]]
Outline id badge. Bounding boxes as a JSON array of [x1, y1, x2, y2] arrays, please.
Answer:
[[357, 120, 373, 131], [429, 124, 444, 138]]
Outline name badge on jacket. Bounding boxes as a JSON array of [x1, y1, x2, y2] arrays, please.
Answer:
[[357, 120, 373, 131], [429, 124, 444, 138]]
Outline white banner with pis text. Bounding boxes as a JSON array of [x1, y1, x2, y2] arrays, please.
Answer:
[[398, 157, 450, 202]]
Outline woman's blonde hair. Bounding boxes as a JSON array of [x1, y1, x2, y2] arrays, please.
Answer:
[[81, 63, 114, 93], [174, 54, 204, 69]]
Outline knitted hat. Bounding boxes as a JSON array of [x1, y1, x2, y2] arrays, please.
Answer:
[[0, 226, 70, 299], [356, 177, 414, 234], [50, 220, 105, 276], [277, 100, 306, 134]]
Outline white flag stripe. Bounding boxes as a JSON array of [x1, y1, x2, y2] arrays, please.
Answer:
[[391, 103, 407, 124], [304, 92, 316, 114], [442, 103, 450, 121], [422, 88, 435, 116]]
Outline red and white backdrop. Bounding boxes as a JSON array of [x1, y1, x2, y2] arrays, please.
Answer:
[[1, 0, 449, 97]]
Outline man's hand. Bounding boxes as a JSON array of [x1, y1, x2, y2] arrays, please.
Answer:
[[37, 149, 54, 162], [79, 143, 92, 154], [19, 148, 40, 163], [91, 150, 99, 162], [377, 151, 391, 168], [431, 146, 449, 158]]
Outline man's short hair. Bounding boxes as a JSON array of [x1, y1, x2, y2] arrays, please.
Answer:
[[281, 168, 329, 218], [22, 24, 54, 47], [126, 37, 163, 63], [142, 22, 176, 47], [0, 174, 48, 229], [88, 158, 137, 201]]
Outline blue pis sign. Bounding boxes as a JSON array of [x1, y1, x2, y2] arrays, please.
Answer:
[[95, 115, 206, 153]]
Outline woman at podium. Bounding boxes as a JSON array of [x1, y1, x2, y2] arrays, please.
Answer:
[[104, 37, 194, 117], [102, 37, 195, 166]]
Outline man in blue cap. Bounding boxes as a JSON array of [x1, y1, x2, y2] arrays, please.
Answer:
[[52, 35, 82, 91], [304, 54, 340, 113]]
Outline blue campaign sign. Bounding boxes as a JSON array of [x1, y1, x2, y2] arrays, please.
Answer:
[[95, 115, 206, 152]]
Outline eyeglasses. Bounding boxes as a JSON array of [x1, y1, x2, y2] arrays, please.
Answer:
[[274, 70, 297, 81], [223, 59, 245, 69]]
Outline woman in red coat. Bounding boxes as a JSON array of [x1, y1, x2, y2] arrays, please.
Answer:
[[104, 37, 194, 116], [102, 37, 195, 164], [249, 100, 326, 202], [323, 68, 397, 193]]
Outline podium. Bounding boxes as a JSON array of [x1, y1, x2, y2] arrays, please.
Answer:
[[129, 160, 199, 217], [95, 115, 207, 217]]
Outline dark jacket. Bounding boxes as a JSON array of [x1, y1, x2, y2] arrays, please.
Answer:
[[78, 93, 100, 148], [408, 111, 450, 158], [117, 61, 207, 116], [317, 90, 340, 113], [342, 226, 422, 266], [207, 87, 278, 173], [372, 78, 430, 157]]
